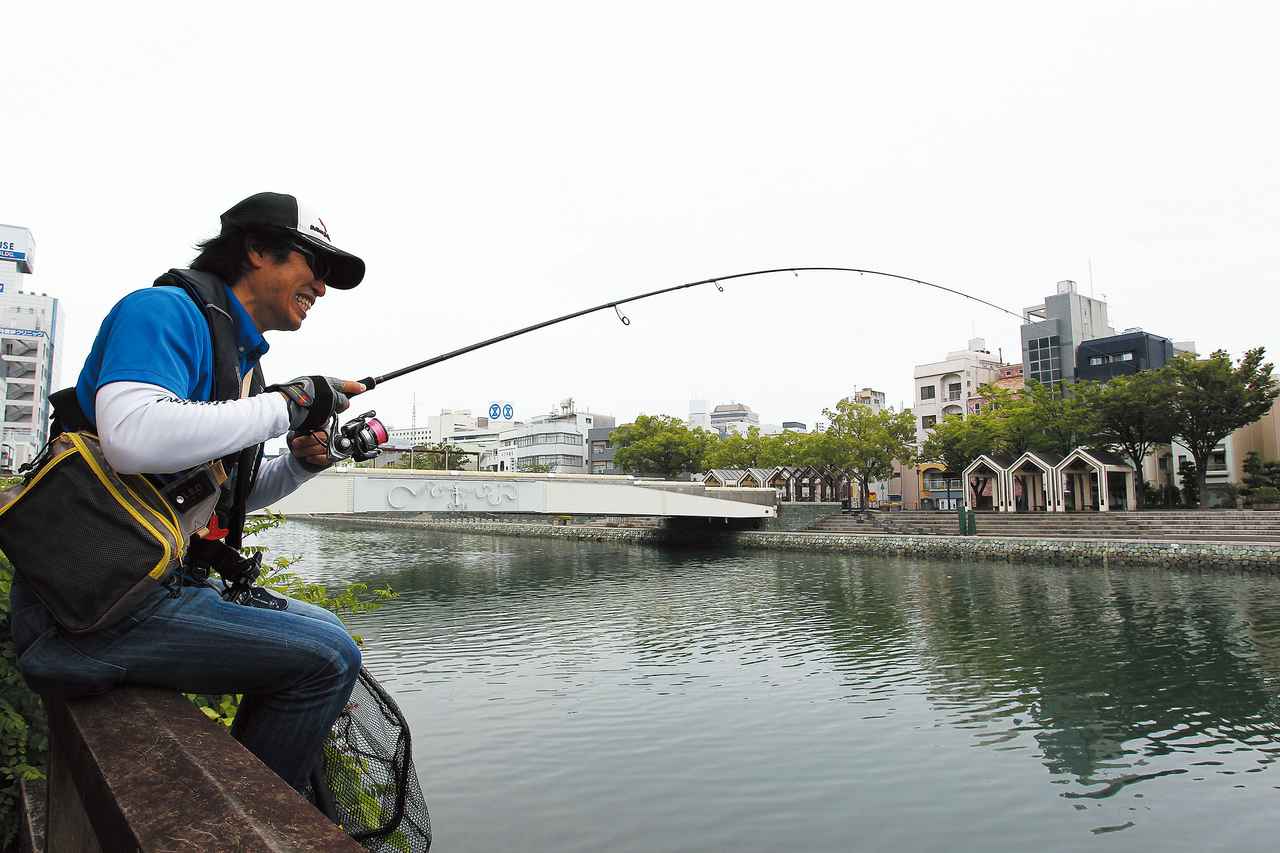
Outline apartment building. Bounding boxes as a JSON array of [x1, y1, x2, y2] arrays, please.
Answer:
[[913, 338, 1005, 447]]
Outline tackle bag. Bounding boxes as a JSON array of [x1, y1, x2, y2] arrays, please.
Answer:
[[310, 667, 433, 851], [0, 432, 218, 633]]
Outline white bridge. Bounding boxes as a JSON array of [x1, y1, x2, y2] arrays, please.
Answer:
[[264, 468, 776, 519]]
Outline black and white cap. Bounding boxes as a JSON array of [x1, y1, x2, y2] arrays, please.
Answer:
[[220, 191, 366, 289]]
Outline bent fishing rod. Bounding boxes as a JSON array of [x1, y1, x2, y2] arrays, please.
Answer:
[[356, 266, 1023, 391]]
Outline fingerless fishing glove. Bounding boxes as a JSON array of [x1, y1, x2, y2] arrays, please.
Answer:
[[266, 376, 352, 432]]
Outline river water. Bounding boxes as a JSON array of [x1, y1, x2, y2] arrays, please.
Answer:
[[255, 519, 1280, 853]]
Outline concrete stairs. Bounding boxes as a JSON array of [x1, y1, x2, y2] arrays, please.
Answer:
[[810, 510, 1280, 544]]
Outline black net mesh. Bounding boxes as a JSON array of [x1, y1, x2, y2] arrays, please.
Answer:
[[313, 668, 432, 851]]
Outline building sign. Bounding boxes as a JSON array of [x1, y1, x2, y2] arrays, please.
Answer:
[[0, 327, 45, 338], [488, 400, 515, 421], [0, 226, 34, 274]]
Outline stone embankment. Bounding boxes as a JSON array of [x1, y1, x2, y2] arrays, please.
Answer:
[[310, 514, 1280, 573], [814, 509, 1280, 544]]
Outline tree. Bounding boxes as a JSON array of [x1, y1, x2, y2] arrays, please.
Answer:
[[704, 427, 768, 469], [974, 384, 1040, 457], [406, 442, 472, 470], [1178, 459, 1200, 507], [1020, 380, 1100, 457], [820, 400, 917, 509], [920, 410, 1001, 504], [757, 430, 817, 468], [1168, 348, 1279, 507], [1079, 371, 1178, 507], [1240, 451, 1280, 505], [611, 415, 713, 479]]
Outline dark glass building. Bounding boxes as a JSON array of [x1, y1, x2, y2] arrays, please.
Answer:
[[1075, 330, 1176, 381]]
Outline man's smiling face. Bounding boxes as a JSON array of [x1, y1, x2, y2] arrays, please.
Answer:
[[240, 246, 328, 333]]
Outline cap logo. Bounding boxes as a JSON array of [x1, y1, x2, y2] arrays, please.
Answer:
[[309, 218, 331, 241]]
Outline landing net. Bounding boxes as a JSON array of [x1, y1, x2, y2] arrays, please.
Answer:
[[312, 667, 432, 851]]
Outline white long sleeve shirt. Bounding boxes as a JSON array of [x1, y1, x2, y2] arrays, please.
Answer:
[[95, 381, 318, 512]]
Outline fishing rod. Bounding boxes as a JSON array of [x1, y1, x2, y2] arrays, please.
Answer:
[[356, 267, 1023, 391]]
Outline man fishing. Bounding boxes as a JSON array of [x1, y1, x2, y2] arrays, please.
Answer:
[[8, 191, 368, 791]]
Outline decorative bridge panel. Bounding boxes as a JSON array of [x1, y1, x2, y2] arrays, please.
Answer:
[[354, 478, 547, 514]]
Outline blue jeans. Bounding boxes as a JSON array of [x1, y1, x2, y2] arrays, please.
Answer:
[[10, 574, 361, 791]]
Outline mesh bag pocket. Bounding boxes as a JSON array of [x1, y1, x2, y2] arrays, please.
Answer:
[[313, 668, 432, 851], [0, 433, 183, 633]]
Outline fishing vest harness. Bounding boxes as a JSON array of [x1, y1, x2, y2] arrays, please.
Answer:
[[47, 269, 266, 548], [151, 269, 266, 549]]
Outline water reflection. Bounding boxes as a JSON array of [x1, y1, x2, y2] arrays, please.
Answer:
[[258, 520, 1280, 852]]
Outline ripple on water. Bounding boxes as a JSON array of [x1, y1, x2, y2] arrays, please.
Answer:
[[256, 521, 1280, 853]]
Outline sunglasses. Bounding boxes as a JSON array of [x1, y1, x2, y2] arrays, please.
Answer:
[[292, 242, 332, 283]]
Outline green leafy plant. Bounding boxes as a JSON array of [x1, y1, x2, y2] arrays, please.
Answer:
[[1250, 486, 1280, 505], [0, 553, 47, 850]]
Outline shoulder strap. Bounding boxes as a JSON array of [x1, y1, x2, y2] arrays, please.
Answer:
[[224, 364, 267, 549], [154, 270, 267, 546], [48, 387, 91, 439], [152, 269, 242, 403]]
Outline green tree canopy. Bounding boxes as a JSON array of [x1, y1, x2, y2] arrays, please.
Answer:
[[820, 400, 918, 507], [1076, 371, 1178, 506], [920, 409, 1001, 476], [1168, 348, 1278, 506], [611, 415, 713, 479], [704, 427, 768, 469]]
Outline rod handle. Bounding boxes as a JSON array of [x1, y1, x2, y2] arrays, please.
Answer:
[[357, 376, 378, 391]]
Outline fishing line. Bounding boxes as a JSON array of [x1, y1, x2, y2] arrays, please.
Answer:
[[357, 267, 1022, 390]]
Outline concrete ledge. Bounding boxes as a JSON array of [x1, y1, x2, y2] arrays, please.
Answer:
[[310, 516, 1280, 573], [44, 687, 362, 852]]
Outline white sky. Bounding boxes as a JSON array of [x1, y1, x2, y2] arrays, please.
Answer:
[[6, 1, 1278, 437]]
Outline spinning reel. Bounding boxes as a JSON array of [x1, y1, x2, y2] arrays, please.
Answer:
[[327, 410, 389, 463]]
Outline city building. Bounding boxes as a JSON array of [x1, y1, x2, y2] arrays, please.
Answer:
[[688, 400, 711, 431], [708, 402, 759, 437], [1075, 330, 1177, 382], [966, 364, 1024, 414], [0, 225, 62, 472], [588, 425, 621, 474], [387, 408, 482, 446], [782, 421, 807, 433], [1020, 280, 1115, 389], [912, 340, 1013, 510], [498, 398, 615, 473], [913, 338, 1006, 447], [847, 387, 887, 410]]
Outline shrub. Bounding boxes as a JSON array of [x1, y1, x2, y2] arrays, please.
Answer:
[[1250, 486, 1280, 505], [0, 556, 47, 850]]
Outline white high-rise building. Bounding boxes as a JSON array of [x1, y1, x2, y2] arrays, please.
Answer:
[[0, 225, 62, 472], [688, 399, 710, 430]]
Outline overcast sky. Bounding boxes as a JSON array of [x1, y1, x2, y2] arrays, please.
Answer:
[[6, 1, 1278, 438]]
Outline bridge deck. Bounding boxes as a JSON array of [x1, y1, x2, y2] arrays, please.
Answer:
[[265, 468, 776, 519]]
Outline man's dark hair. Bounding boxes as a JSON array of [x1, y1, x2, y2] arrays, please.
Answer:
[[190, 226, 297, 284]]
